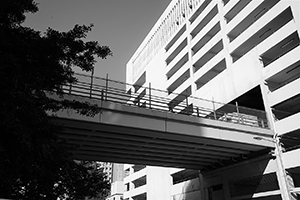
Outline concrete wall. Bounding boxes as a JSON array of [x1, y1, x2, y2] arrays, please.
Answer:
[[146, 167, 172, 200], [124, 0, 300, 199], [172, 178, 201, 200]]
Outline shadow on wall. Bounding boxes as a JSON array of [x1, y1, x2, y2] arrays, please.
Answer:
[[209, 158, 281, 200], [172, 171, 201, 200], [171, 156, 300, 200]]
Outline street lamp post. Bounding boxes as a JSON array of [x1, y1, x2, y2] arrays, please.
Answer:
[[256, 80, 294, 199], [254, 135, 292, 200]]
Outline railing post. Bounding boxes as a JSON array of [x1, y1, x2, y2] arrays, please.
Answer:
[[69, 83, 72, 94], [236, 101, 240, 123], [186, 95, 189, 108], [90, 68, 94, 98], [196, 107, 199, 117], [212, 97, 217, 120], [149, 82, 152, 109], [261, 119, 265, 128], [105, 74, 108, 101], [101, 90, 104, 101]]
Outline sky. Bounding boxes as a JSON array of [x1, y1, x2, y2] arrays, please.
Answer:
[[24, 0, 171, 82]]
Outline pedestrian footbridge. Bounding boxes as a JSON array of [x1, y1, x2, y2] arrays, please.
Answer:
[[51, 74, 274, 170]]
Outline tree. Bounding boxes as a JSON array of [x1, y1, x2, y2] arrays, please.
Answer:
[[0, 0, 112, 199]]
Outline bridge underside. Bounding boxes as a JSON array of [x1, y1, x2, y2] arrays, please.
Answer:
[[53, 117, 272, 170], [49, 93, 274, 170]]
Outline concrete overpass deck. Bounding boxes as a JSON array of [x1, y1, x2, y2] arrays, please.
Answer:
[[51, 74, 274, 170]]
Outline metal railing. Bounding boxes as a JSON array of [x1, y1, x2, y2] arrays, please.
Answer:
[[62, 73, 269, 129]]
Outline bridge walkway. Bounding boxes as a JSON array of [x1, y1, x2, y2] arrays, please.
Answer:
[[52, 73, 274, 170]]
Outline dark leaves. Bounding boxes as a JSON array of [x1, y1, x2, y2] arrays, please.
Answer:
[[45, 24, 112, 72], [0, 0, 38, 27], [0, 0, 112, 199]]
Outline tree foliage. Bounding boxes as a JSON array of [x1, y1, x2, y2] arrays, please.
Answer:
[[0, 0, 112, 199]]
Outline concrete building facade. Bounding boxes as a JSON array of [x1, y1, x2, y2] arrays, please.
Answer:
[[100, 162, 113, 183], [124, 0, 300, 199], [106, 163, 125, 200]]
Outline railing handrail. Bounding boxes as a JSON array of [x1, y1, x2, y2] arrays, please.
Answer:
[[74, 73, 268, 113], [62, 73, 269, 129]]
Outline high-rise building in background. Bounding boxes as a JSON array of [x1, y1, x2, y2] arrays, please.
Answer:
[[121, 0, 300, 199], [86, 162, 114, 200], [106, 163, 124, 200], [99, 162, 113, 182], [123, 164, 200, 200]]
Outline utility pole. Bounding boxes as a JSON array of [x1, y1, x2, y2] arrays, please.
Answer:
[[256, 81, 293, 200], [254, 135, 292, 199], [273, 135, 292, 200]]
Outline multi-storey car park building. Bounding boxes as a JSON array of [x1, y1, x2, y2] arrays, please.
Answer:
[[124, 0, 300, 199]]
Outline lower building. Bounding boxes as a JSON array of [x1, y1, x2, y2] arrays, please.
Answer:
[[106, 163, 125, 200], [123, 165, 172, 200], [122, 157, 300, 200]]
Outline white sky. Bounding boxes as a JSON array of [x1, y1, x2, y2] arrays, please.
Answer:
[[24, 0, 171, 82]]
